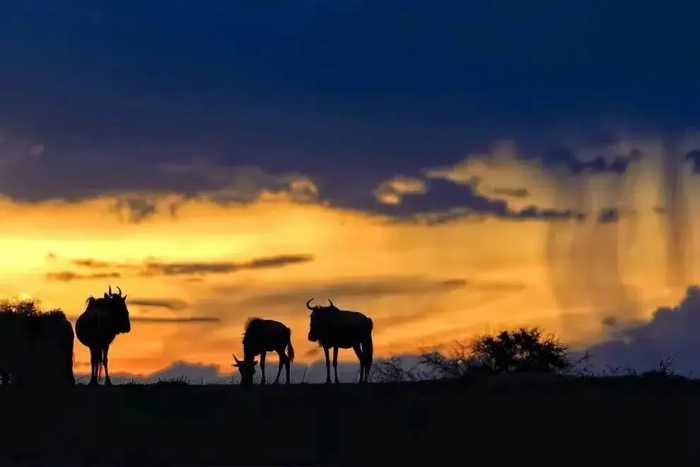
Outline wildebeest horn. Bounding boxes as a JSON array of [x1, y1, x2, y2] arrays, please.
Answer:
[[233, 354, 241, 364], [108, 285, 112, 295], [116, 286, 122, 296], [306, 298, 315, 310], [328, 299, 335, 307]]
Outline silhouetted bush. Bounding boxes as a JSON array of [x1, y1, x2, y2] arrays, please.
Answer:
[[419, 341, 482, 379], [420, 328, 570, 379], [470, 328, 569, 373], [373, 357, 419, 382]]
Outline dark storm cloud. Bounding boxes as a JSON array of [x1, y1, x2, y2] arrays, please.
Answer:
[[0, 1, 697, 214], [534, 148, 643, 175], [586, 286, 700, 376], [374, 179, 583, 224], [685, 149, 700, 173]]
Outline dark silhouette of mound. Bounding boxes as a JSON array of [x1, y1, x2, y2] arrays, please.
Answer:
[[0, 378, 697, 465], [0, 301, 74, 387]]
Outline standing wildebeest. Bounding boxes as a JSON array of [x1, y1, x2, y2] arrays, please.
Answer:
[[233, 318, 295, 386], [75, 286, 131, 385], [0, 303, 74, 387], [306, 299, 373, 383]]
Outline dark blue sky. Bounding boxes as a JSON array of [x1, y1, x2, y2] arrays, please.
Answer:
[[1, 0, 699, 213]]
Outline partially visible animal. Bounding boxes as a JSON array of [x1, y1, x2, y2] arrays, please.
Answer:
[[233, 318, 295, 386], [306, 299, 373, 383], [75, 286, 131, 385], [0, 303, 74, 387]]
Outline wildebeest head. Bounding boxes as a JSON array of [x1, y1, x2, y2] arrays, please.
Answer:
[[233, 354, 257, 386], [105, 286, 131, 333], [306, 298, 338, 342]]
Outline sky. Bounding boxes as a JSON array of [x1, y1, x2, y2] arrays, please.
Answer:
[[4, 1, 700, 378]]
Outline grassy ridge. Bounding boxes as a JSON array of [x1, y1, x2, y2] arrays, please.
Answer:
[[0, 376, 698, 465]]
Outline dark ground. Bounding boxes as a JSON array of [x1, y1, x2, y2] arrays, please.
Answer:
[[1, 375, 700, 466]]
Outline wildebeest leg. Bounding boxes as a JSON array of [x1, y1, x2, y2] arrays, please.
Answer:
[[285, 351, 291, 384], [352, 344, 364, 383], [274, 349, 284, 384], [102, 346, 112, 386], [333, 347, 339, 384], [89, 346, 99, 385], [260, 351, 266, 385], [323, 347, 331, 383]]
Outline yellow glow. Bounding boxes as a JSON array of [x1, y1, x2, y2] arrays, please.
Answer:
[[0, 150, 694, 376]]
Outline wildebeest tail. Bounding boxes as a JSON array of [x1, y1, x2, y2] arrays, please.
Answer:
[[363, 335, 373, 366], [364, 318, 373, 366], [286, 329, 295, 362]]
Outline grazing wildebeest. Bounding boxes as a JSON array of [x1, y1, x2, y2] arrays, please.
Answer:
[[0, 304, 74, 387], [306, 299, 373, 383], [233, 318, 295, 386], [75, 286, 131, 385]]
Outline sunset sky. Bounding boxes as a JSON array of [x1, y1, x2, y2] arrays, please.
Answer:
[[3, 1, 700, 377]]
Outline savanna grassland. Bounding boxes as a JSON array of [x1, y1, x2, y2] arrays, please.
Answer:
[[1, 375, 699, 466]]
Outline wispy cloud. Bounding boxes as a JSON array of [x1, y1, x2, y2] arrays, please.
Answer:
[[46, 271, 121, 282], [72, 259, 112, 268], [374, 176, 428, 206], [492, 187, 529, 198], [235, 276, 515, 308], [143, 254, 313, 276], [131, 316, 220, 323], [48, 254, 314, 280], [128, 298, 189, 310]]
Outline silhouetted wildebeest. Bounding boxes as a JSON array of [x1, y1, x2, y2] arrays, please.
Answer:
[[75, 286, 131, 385], [306, 299, 373, 383], [0, 306, 74, 387], [233, 318, 295, 385]]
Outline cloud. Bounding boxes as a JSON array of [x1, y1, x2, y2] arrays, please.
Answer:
[[536, 147, 643, 175], [143, 254, 313, 276], [73, 259, 111, 268], [49, 254, 313, 280], [147, 361, 225, 383], [46, 271, 121, 282], [373, 178, 583, 225], [83, 361, 231, 385], [374, 176, 428, 205], [598, 208, 620, 224], [0, 148, 319, 215], [585, 286, 700, 376], [160, 163, 319, 205], [131, 316, 220, 323], [685, 149, 700, 173], [110, 196, 158, 223], [492, 187, 529, 198], [86, 359, 368, 385], [237, 276, 521, 308], [128, 298, 189, 310]]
